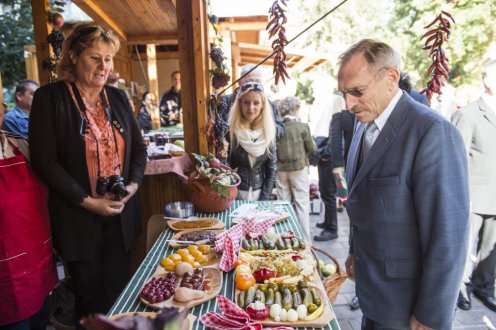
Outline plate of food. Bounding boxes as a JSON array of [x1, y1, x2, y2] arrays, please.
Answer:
[[168, 229, 224, 248], [158, 244, 219, 271], [139, 267, 222, 309], [234, 280, 334, 327], [167, 217, 224, 231], [239, 229, 308, 252], [107, 311, 196, 330]]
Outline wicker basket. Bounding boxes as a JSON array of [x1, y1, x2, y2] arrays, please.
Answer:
[[311, 246, 348, 304]]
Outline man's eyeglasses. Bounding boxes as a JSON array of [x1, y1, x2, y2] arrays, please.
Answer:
[[339, 67, 389, 98], [240, 83, 264, 92]]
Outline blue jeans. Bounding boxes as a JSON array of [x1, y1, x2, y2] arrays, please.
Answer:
[[0, 295, 51, 330]]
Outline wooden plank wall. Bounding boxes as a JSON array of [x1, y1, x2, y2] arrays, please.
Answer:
[[130, 173, 188, 271]]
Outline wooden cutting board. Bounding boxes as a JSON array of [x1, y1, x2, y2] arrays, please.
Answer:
[[167, 218, 225, 231], [140, 268, 223, 310], [169, 229, 224, 248], [234, 284, 334, 328], [109, 312, 196, 330]]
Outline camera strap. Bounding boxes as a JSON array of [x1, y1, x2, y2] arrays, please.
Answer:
[[71, 83, 121, 178]]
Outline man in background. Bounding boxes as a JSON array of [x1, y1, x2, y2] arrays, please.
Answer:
[[398, 72, 430, 107], [453, 60, 496, 312], [160, 71, 181, 126], [2, 79, 39, 139]]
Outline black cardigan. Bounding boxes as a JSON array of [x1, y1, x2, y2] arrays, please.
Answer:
[[29, 81, 147, 261]]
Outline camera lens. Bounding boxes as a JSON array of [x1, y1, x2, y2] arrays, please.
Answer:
[[96, 177, 110, 195], [109, 175, 129, 200]]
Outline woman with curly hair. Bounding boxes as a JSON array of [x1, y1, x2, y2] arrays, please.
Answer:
[[275, 96, 316, 239]]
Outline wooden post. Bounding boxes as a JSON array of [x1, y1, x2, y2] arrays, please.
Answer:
[[146, 44, 161, 129], [24, 45, 40, 82], [31, 0, 53, 86], [176, 0, 210, 154], [0, 72, 4, 103]]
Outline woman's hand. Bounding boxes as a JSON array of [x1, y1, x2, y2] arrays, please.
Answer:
[[80, 196, 124, 217], [120, 182, 138, 204]]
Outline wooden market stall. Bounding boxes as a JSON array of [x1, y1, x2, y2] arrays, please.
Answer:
[[28, 0, 330, 268]]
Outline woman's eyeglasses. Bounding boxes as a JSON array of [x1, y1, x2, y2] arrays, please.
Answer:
[[339, 67, 389, 98], [240, 83, 264, 92]]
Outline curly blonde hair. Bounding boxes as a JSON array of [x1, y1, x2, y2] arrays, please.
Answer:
[[56, 24, 120, 82], [228, 86, 276, 153]]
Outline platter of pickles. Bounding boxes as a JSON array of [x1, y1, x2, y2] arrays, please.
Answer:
[[233, 228, 334, 327]]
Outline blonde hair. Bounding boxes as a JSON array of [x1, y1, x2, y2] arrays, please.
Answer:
[[56, 24, 120, 82], [228, 87, 276, 153]]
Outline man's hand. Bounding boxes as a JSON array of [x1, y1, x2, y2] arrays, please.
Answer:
[[410, 316, 433, 330], [80, 196, 124, 217], [345, 254, 355, 281], [333, 166, 345, 177]]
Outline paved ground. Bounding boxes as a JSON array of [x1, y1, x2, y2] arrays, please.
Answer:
[[309, 206, 496, 330]]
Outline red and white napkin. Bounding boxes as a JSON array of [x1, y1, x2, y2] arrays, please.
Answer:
[[200, 296, 293, 330], [215, 217, 278, 272]]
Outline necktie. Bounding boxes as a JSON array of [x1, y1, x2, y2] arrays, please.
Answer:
[[360, 122, 378, 164]]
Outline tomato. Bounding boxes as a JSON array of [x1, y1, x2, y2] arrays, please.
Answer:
[[235, 273, 256, 291]]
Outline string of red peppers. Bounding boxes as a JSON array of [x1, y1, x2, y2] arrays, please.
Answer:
[[267, 0, 290, 85], [420, 10, 455, 101]]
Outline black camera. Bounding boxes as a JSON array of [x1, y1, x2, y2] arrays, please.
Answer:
[[96, 175, 129, 200]]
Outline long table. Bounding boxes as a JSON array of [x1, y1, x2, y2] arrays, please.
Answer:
[[109, 200, 341, 330]]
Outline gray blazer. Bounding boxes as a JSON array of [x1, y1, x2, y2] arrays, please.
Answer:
[[452, 97, 496, 215], [346, 92, 469, 329]]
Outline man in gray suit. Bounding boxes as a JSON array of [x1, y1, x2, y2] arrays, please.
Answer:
[[340, 39, 469, 329], [452, 60, 496, 312]]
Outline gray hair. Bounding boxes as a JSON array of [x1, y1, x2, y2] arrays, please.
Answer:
[[339, 39, 402, 72], [239, 64, 263, 84], [278, 96, 301, 117]]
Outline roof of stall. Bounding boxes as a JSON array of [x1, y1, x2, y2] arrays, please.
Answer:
[[71, 0, 330, 71]]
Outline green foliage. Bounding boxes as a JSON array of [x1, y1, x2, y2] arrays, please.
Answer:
[[290, 0, 496, 89], [295, 78, 315, 104], [0, 0, 34, 89]]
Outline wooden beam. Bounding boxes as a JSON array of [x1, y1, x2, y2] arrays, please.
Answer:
[[31, 0, 52, 86], [72, 0, 127, 41], [131, 51, 179, 61], [0, 72, 3, 104], [291, 56, 322, 73], [146, 44, 161, 130], [24, 45, 39, 82], [218, 21, 268, 31], [177, 0, 210, 155], [125, 34, 178, 45]]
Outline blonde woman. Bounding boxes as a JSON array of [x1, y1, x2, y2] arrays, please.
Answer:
[[228, 83, 277, 201]]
